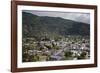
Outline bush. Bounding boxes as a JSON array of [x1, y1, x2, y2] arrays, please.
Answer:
[[64, 51, 73, 58], [77, 51, 87, 59]]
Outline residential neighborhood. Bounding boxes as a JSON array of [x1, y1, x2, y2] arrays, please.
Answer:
[[22, 36, 90, 62]]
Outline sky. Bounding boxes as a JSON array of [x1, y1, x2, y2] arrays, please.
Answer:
[[23, 10, 90, 24]]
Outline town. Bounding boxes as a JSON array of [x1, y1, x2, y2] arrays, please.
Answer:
[[22, 35, 90, 62]]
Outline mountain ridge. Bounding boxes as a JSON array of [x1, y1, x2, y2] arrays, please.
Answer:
[[22, 12, 90, 38]]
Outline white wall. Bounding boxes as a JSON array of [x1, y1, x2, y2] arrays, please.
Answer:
[[0, 0, 99, 73]]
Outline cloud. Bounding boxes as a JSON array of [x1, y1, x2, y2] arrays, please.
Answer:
[[23, 10, 90, 24]]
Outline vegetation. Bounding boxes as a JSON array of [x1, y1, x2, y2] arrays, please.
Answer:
[[77, 51, 87, 59], [22, 12, 90, 38], [22, 36, 90, 62], [64, 51, 73, 57], [22, 12, 90, 62]]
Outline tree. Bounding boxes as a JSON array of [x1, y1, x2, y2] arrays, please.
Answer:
[[64, 51, 73, 58], [77, 51, 87, 59]]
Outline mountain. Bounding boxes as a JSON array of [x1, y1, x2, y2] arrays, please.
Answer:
[[22, 12, 90, 38]]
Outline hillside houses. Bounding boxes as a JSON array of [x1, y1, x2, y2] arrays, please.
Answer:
[[22, 36, 90, 62]]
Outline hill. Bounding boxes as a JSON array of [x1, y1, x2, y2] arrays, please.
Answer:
[[22, 12, 90, 38]]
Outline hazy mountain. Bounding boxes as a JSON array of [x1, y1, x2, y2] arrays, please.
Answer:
[[22, 12, 90, 38]]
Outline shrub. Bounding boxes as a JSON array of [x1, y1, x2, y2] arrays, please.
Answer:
[[77, 51, 87, 59], [64, 51, 73, 58]]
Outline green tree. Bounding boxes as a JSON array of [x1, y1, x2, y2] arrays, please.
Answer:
[[77, 51, 87, 59], [64, 51, 73, 57]]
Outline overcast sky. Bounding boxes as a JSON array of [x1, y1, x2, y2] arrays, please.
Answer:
[[23, 10, 90, 24]]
